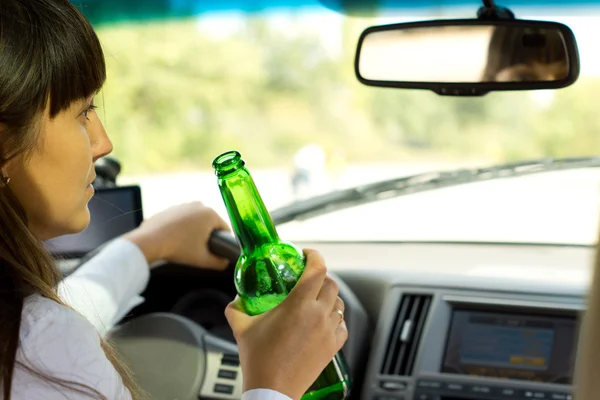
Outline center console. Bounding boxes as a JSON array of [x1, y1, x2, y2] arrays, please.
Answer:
[[363, 287, 582, 400]]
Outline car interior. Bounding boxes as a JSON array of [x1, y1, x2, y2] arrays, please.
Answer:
[[49, 0, 596, 399]]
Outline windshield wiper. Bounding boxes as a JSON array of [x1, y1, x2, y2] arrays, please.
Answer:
[[270, 156, 600, 225]]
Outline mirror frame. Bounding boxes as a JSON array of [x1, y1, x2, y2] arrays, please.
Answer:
[[354, 19, 581, 96]]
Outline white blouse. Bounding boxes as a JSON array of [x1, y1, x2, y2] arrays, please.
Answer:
[[8, 238, 291, 400]]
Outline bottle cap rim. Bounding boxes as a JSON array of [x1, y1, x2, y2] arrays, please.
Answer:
[[213, 151, 245, 175]]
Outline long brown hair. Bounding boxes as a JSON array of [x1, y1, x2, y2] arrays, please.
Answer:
[[0, 0, 144, 398]]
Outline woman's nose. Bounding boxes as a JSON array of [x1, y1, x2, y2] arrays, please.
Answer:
[[89, 113, 113, 162]]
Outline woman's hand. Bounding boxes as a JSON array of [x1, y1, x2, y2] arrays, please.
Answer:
[[225, 249, 348, 400], [123, 201, 231, 269]]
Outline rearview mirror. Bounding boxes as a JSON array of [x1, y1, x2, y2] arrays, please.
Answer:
[[355, 19, 580, 96]]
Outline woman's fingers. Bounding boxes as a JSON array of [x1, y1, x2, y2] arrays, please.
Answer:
[[332, 296, 348, 348], [287, 249, 328, 301], [329, 296, 345, 328], [225, 296, 254, 334], [317, 275, 339, 311], [335, 320, 349, 349]]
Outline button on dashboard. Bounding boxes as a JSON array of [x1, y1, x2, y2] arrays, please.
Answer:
[[414, 393, 437, 400], [443, 382, 465, 392], [214, 384, 234, 394], [497, 387, 523, 398], [417, 380, 442, 390], [221, 354, 240, 367], [549, 393, 572, 400], [218, 369, 237, 380], [469, 384, 492, 394], [380, 381, 407, 391], [524, 391, 548, 399]]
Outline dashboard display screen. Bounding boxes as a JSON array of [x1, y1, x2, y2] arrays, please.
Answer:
[[442, 309, 577, 384], [44, 186, 143, 258]]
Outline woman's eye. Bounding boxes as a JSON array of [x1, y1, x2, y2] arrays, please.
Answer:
[[82, 105, 98, 120]]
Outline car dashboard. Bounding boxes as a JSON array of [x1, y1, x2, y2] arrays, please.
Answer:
[[53, 186, 592, 400], [302, 241, 590, 400]]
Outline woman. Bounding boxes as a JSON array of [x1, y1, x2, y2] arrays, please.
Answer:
[[0, 0, 347, 399]]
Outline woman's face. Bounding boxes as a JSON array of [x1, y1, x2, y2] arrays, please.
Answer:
[[4, 95, 113, 241]]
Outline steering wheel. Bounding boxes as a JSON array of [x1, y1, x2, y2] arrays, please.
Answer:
[[107, 231, 371, 400]]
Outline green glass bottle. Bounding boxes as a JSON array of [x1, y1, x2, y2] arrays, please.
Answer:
[[213, 150, 351, 400]]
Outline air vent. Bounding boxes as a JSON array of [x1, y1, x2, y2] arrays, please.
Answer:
[[381, 294, 432, 376]]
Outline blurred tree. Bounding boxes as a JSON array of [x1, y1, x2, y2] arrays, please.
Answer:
[[95, 14, 600, 175]]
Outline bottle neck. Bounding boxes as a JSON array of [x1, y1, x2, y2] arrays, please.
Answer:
[[217, 167, 280, 253]]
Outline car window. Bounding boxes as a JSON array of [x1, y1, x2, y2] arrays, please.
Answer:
[[95, 7, 600, 245]]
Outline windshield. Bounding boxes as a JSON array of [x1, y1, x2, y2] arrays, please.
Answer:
[[94, 5, 600, 246]]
